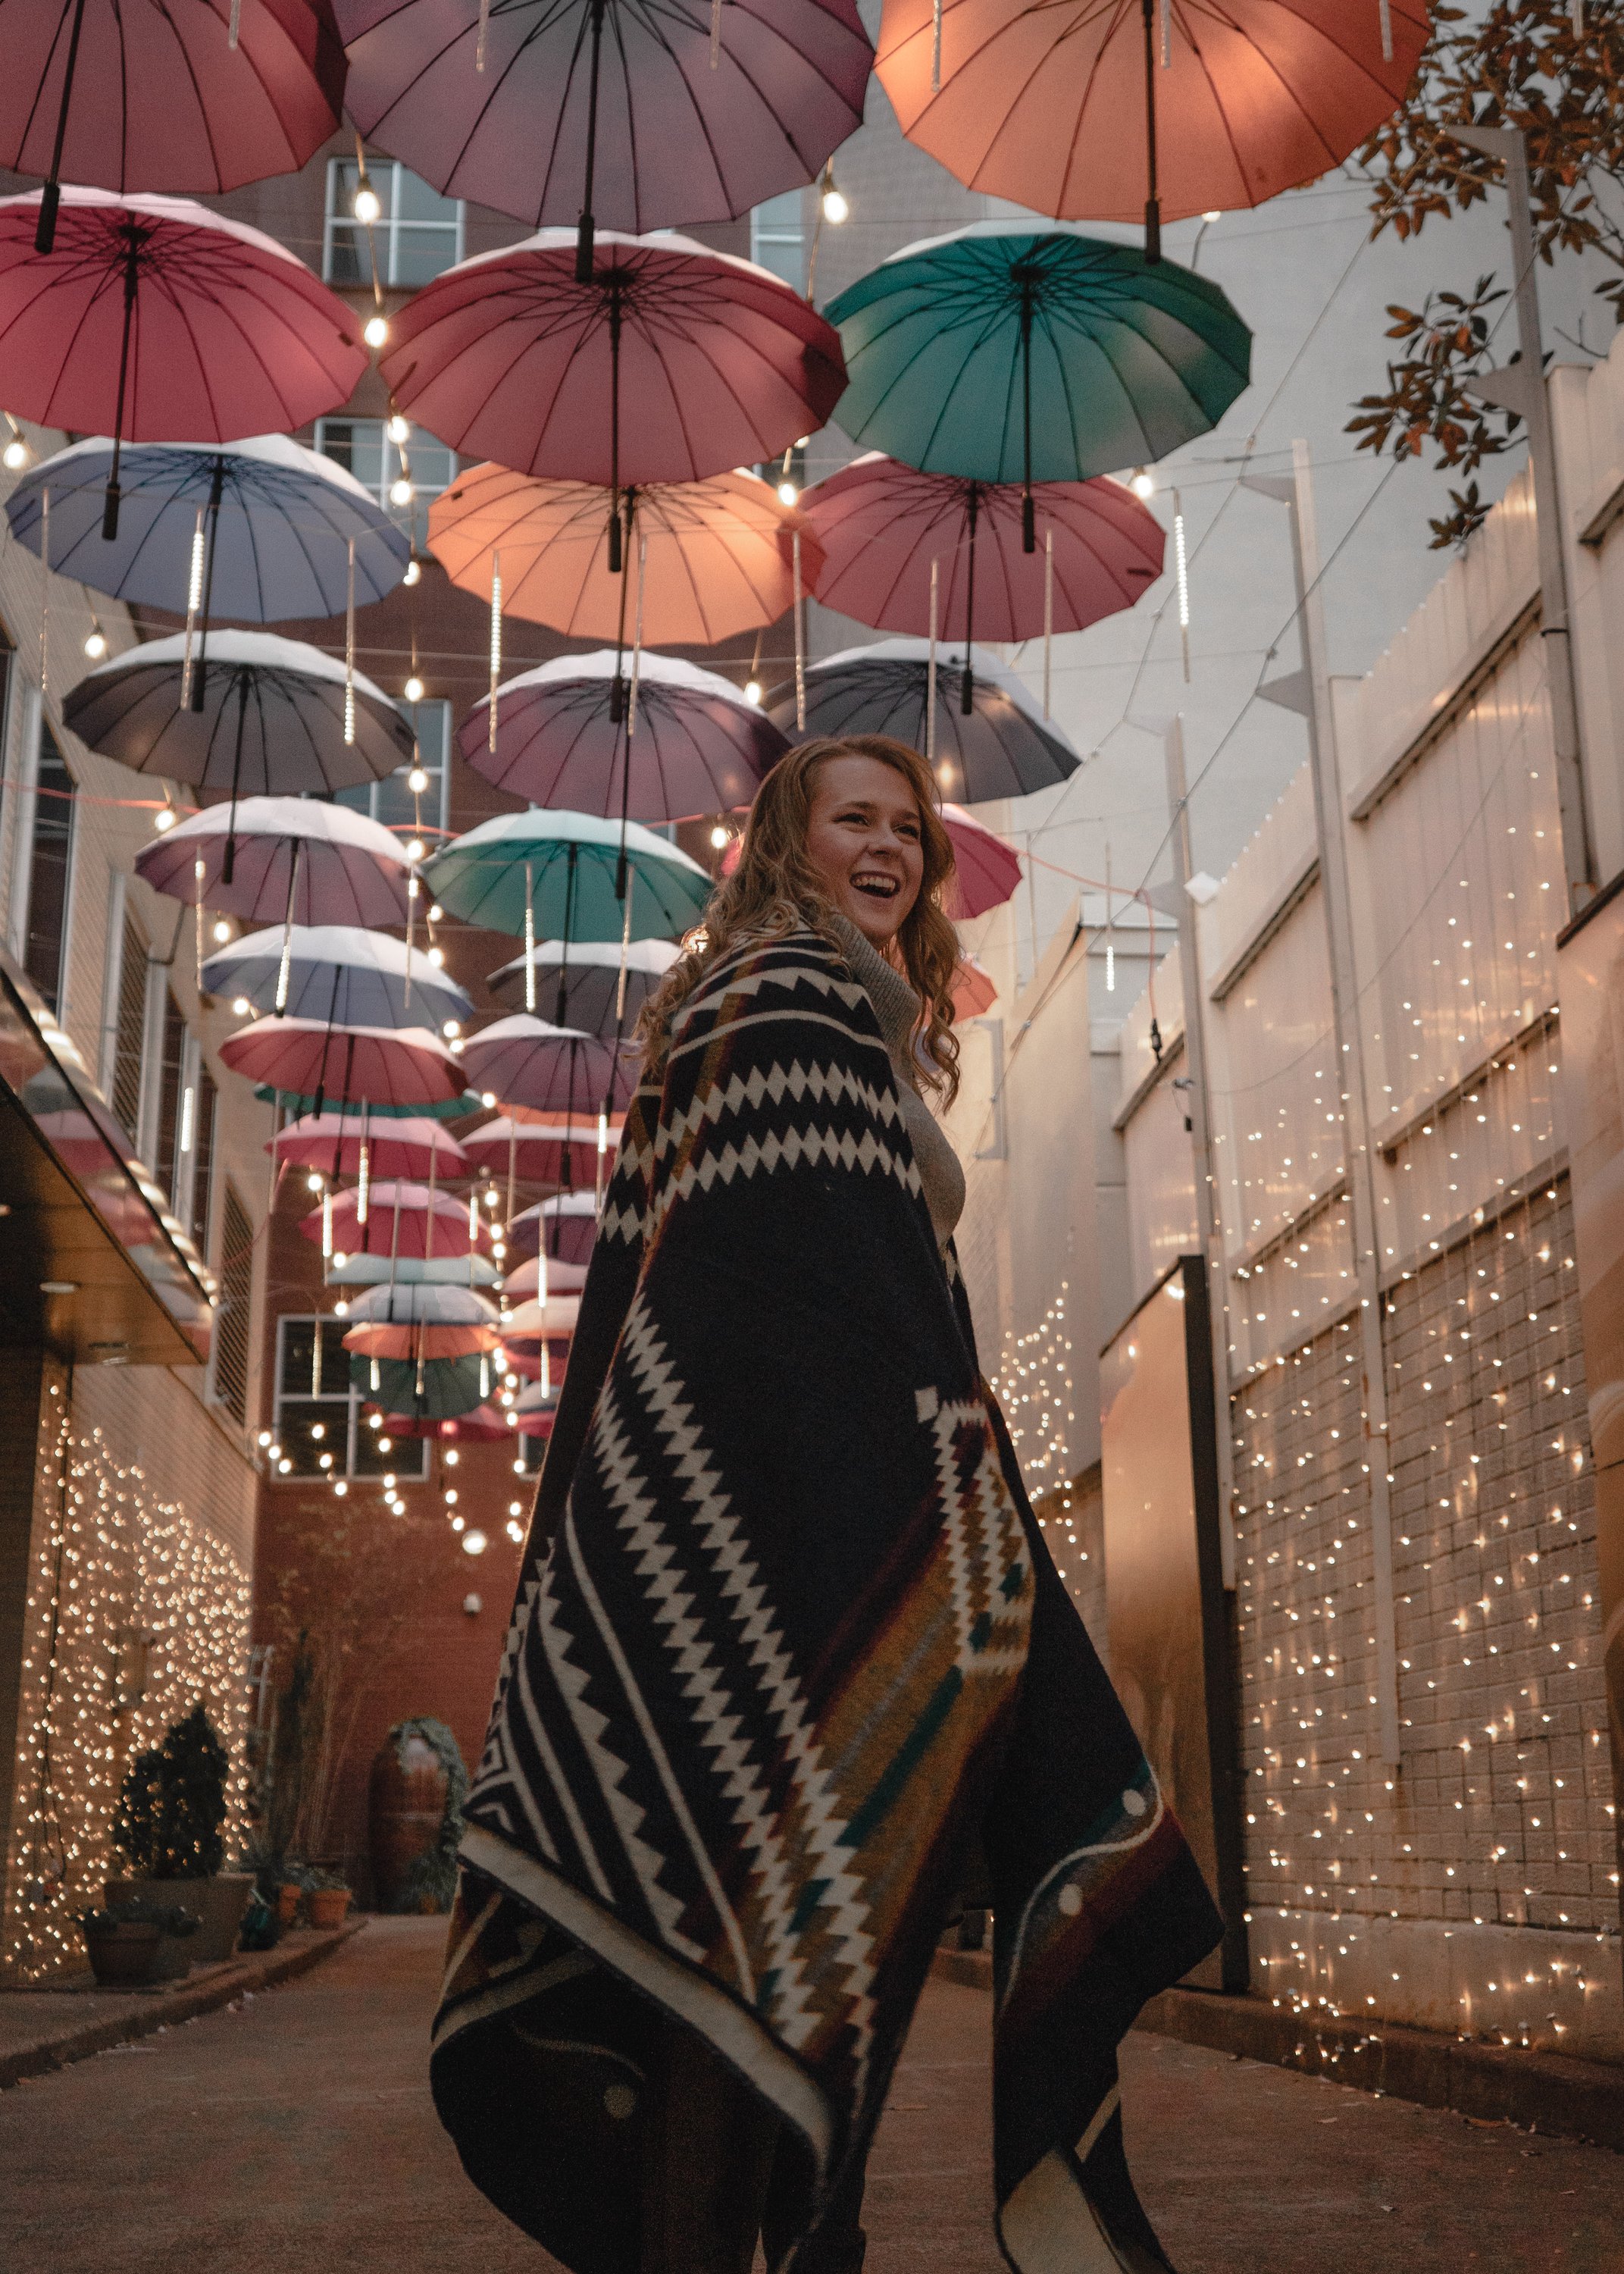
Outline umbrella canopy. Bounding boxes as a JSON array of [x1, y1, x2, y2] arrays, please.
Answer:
[[330, 1250, 500, 1286], [488, 935, 679, 1032], [335, 0, 869, 246], [2, 0, 345, 251], [768, 637, 1081, 804], [343, 1280, 499, 1323], [462, 1015, 629, 1116], [800, 456, 1163, 641], [428, 462, 819, 646], [300, 1177, 482, 1258], [378, 229, 845, 492], [135, 794, 411, 926], [0, 188, 366, 535], [953, 952, 997, 1019], [209, 923, 471, 1030], [352, 1350, 487, 1420], [65, 629, 413, 796], [346, 1317, 501, 1358], [463, 652, 787, 823], [221, 1018, 465, 1108], [461, 1114, 614, 1183], [825, 224, 1250, 534], [876, 0, 1428, 246], [504, 1293, 582, 1340], [380, 1402, 515, 1442], [503, 1250, 588, 1298], [941, 804, 1022, 920], [8, 433, 409, 619], [510, 1188, 599, 1268], [270, 1110, 470, 1181], [424, 809, 711, 943]]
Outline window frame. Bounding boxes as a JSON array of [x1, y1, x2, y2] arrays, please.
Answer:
[[322, 157, 465, 290], [272, 1311, 430, 1482]]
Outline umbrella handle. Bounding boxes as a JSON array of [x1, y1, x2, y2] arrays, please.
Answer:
[[576, 0, 606, 284], [605, 285, 623, 574], [102, 226, 144, 543], [1141, 0, 1161, 264], [960, 485, 978, 713], [34, 0, 89, 255], [555, 845, 577, 1027], [223, 672, 250, 885], [189, 456, 226, 712]]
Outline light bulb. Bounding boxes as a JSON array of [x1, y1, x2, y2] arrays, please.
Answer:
[[709, 824, 730, 850], [403, 558, 421, 587], [1202, 208, 1222, 223], [427, 945, 445, 968], [407, 836, 426, 862], [821, 186, 850, 225], [428, 903, 443, 922], [333, 1479, 348, 1496], [353, 176, 382, 225], [405, 686, 425, 713], [388, 475, 415, 506], [745, 678, 762, 705], [386, 412, 411, 446], [2, 435, 30, 471], [462, 1529, 488, 1555], [306, 1171, 324, 1192], [333, 1249, 348, 1267], [442, 1018, 461, 1038], [1129, 467, 1155, 501], [83, 627, 107, 659], [154, 806, 177, 832], [364, 313, 390, 349], [212, 918, 232, 943], [232, 996, 251, 1015], [481, 1090, 496, 1107], [777, 480, 799, 507]]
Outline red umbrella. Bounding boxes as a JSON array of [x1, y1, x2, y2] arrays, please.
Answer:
[[876, 0, 1428, 256], [0, 187, 365, 536], [221, 1019, 466, 1108], [952, 952, 997, 1019], [463, 1016, 630, 1117], [10, 0, 346, 255], [379, 230, 845, 509], [299, 1178, 482, 1259], [135, 795, 411, 926], [461, 1114, 613, 1184], [271, 1110, 469, 1182], [800, 456, 1163, 644], [374, 1403, 516, 1442]]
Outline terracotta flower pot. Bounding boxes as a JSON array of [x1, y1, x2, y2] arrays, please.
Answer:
[[84, 1922, 161, 1987], [276, 1882, 302, 1926], [306, 1887, 351, 1930]]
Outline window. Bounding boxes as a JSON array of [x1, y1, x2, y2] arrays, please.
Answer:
[[337, 697, 452, 836], [18, 716, 76, 1013], [274, 1314, 427, 1480], [314, 417, 456, 553], [185, 1057, 218, 1251], [105, 905, 149, 1139], [212, 1186, 255, 1425], [324, 158, 464, 289], [152, 988, 186, 1210], [750, 192, 805, 292]]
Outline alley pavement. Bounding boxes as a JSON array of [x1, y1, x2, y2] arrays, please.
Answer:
[[2, 1917, 1622, 2272]]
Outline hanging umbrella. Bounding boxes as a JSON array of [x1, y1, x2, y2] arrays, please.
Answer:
[[346, 1317, 502, 1358], [825, 224, 1250, 546], [462, 1015, 630, 1116], [301, 1178, 483, 1259], [953, 953, 997, 1019], [380, 1402, 516, 1442], [509, 1188, 599, 1267], [799, 456, 1163, 654], [460, 1115, 614, 1184], [4, 0, 346, 253], [503, 1250, 588, 1298], [221, 1019, 466, 1109], [941, 805, 1022, 920], [488, 935, 680, 1032], [0, 187, 366, 537], [209, 924, 471, 1030], [270, 1110, 470, 1182], [335, 0, 868, 257], [7, 434, 408, 629], [424, 810, 711, 943], [343, 1281, 500, 1323], [504, 1293, 582, 1340], [768, 637, 1081, 803], [876, 0, 1428, 257], [378, 230, 845, 504], [429, 462, 819, 646], [332, 1250, 500, 1286], [464, 653, 787, 823], [135, 795, 412, 926], [352, 1348, 487, 1420], [65, 631, 413, 806]]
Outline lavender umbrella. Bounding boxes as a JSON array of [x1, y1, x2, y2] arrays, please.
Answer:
[[135, 794, 411, 925], [462, 1014, 631, 1114]]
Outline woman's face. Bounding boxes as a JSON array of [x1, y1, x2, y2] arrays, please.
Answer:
[[803, 754, 925, 948]]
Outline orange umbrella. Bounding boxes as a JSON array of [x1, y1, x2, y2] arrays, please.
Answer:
[[427, 461, 823, 645]]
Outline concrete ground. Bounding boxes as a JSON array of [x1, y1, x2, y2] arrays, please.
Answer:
[[1, 1916, 1622, 2274]]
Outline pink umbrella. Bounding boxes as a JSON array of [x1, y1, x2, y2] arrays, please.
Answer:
[[11, 0, 346, 254], [502, 1251, 588, 1298], [508, 1189, 597, 1266], [379, 230, 845, 506], [940, 804, 1021, 919], [377, 1403, 516, 1442], [504, 1293, 582, 1339], [0, 187, 365, 536], [270, 1111, 468, 1182], [460, 1114, 613, 1184], [135, 796, 411, 926], [463, 1014, 631, 1116], [220, 1019, 466, 1108], [299, 1178, 482, 1259]]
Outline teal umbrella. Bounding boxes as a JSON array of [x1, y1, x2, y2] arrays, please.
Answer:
[[824, 224, 1250, 550], [422, 809, 712, 943], [352, 1350, 489, 1421]]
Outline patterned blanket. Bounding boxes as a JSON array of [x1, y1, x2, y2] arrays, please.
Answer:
[[431, 928, 1221, 2272]]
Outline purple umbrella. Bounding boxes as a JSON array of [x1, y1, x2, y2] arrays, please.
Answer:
[[462, 1013, 631, 1114], [134, 793, 412, 926], [334, 0, 870, 277]]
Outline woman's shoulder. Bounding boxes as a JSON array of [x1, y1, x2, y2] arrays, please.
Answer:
[[666, 922, 879, 1056]]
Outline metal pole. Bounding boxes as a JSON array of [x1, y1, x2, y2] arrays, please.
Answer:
[[1455, 123, 1594, 911], [1162, 715, 1235, 1590], [1247, 441, 1402, 1767]]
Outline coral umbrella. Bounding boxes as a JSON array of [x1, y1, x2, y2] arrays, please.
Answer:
[[270, 1110, 469, 1181], [460, 1115, 614, 1185], [135, 795, 411, 926], [876, 0, 1428, 257], [429, 462, 818, 646], [462, 1016, 630, 1116], [940, 804, 1022, 919], [208, 924, 471, 1031], [952, 953, 997, 1019], [825, 224, 1250, 543], [463, 652, 786, 823], [335, 0, 870, 260], [4, 0, 346, 252], [221, 1019, 466, 1110], [0, 187, 366, 536], [488, 935, 680, 1033], [502, 1250, 588, 1298], [424, 809, 711, 944], [300, 1178, 482, 1258], [769, 638, 1081, 803], [378, 230, 844, 509]]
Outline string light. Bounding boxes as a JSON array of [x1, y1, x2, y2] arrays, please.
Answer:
[[3, 414, 32, 471], [83, 622, 107, 660]]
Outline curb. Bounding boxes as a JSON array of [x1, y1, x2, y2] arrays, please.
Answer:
[[0, 1918, 368, 2091]]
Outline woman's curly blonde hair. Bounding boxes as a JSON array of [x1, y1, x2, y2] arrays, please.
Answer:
[[637, 735, 962, 1106]]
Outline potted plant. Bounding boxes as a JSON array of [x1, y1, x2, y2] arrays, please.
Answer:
[[79, 1898, 200, 1988], [105, 1704, 253, 1977], [304, 1867, 352, 1930]]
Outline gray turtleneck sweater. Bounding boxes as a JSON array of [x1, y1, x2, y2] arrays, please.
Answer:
[[831, 916, 966, 1252]]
